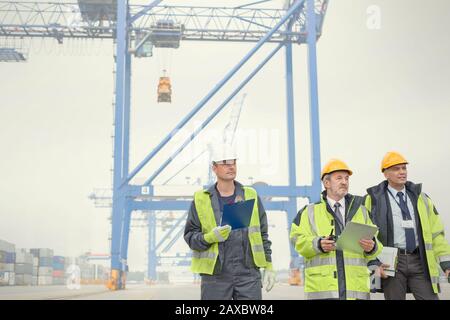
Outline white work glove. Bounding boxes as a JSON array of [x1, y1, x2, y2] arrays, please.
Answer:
[[262, 262, 276, 292], [204, 225, 232, 244]]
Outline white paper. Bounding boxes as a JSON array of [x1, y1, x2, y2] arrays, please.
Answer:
[[377, 246, 398, 277]]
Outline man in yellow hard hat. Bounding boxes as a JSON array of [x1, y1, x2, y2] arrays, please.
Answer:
[[184, 144, 274, 300], [290, 159, 382, 299], [365, 151, 450, 300]]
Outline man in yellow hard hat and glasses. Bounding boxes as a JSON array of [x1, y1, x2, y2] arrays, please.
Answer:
[[365, 151, 450, 300], [290, 159, 382, 299]]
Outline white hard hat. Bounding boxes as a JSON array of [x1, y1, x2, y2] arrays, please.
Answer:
[[209, 143, 238, 163]]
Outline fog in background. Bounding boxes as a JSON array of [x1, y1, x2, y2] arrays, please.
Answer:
[[1, 0, 449, 271]]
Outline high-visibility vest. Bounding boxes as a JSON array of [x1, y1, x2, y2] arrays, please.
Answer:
[[190, 186, 268, 275], [365, 193, 450, 293], [290, 199, 383, 300]]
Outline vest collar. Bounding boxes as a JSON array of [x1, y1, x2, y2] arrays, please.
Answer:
[[205, 180, 245, 198], [367, 180, 422, 198]]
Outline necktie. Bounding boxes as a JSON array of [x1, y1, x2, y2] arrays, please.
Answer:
[[334, 203, 344, 227], [397, 191, 416, 252]]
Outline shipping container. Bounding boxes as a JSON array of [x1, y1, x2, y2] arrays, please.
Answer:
[[38, 276, 52, 286], [8, 272, 15, 286], [29, 249, 40, 258], [0, 263, 14, 272], [15, 250, 33, 264], [52, 263, 64, 270], [15, 274, 32, 286], [52, 277, 65, 285], [39, 249, 53, 258], [29, 248, 53, 259], [0, 271, 12, 286], [5, 252, 15, 264], [15, 263, 33, 275], [39, 257, 53, 267], [52, 270, 64, 278], [0, 271, 15, 286], [38, 266, 52, 277], [53, 256, 65, 264]]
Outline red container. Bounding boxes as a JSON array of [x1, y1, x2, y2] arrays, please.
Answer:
[[52, 270, 64, 278]]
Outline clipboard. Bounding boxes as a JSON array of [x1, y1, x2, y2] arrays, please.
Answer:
[[336, 221, 378, 254], [220, 199, 255, 229]]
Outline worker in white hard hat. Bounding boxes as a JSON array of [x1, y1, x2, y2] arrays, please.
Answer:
[[184, 144, 275, 300]]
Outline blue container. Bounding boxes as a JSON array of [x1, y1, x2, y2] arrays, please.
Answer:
[[52, 262, 64, 270], [53, 256, 65, 265], [39, 257, 52, 267], [5, 252, 15, 264]]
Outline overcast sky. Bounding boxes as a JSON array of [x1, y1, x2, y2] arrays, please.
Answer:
[[0, 0, 449, 272]]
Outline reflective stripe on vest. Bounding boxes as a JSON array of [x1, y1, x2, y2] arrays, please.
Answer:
[[243, 187, 268, 267], [439, 255, 450, 263], [360, 206, 369, 224], [421, 194, 431, 217], [252, 244, 265, 252], [192, 251, 217, 259], [305, 290, 369, 300], [305, 291, 339, 300], [417, 193, 443, 294], [307, 204, 317, 235], [344, 257, 367, 267], [431, 276, 440, 284], [305, 257, 367, 268], [432, 231, 444, 239], [347, 291, 370, 300], [248, 226, 260, 233], [306, 257, 336, 268]]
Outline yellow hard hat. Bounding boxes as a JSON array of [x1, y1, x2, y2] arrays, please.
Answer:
[[321, 159, 353, 180], [381, 151, 408, 172]]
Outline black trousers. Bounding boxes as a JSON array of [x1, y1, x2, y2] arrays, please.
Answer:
[[382, 252, 438, 300]]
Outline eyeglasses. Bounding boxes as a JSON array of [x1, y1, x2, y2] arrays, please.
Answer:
[[213, 159, 236, 165]]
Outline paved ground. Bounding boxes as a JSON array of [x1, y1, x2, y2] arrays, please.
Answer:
[[0, 282, 449, 300]]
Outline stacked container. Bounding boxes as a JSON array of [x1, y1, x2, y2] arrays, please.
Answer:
[[15, 249, 33, 285], [52, 256, 65, 285], [32, 255, 39, 286], [80, 263, 96, 284], [30, 248, 53, 285], [0, 239, 16, 286]]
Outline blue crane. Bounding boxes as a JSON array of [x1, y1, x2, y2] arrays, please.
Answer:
[[0, 0, 329, 290]]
